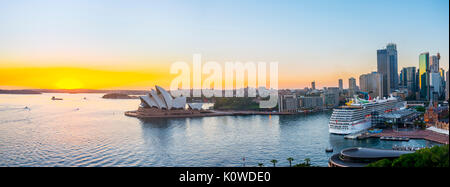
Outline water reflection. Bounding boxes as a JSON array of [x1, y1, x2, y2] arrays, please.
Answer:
[[0, 94, 443, 167]]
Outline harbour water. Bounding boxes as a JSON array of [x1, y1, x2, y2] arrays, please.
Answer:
[[0, 93, 440, 167]]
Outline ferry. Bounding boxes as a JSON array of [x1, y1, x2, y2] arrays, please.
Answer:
[[328, 95, 406, 135]]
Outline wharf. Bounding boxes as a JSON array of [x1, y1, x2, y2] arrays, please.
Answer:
[[368, 129, 449, 144], [125, 110, 295, 119]]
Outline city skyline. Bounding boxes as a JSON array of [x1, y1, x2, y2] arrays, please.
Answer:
[[1, 0, 449, 90]]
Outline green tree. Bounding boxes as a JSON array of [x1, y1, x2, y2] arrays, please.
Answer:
[[366, 145, 449, 167], [304, 158, 311, 166], [366, 159, 392, 167], [415, 106, 426, 113], [270, 159, 278, 167], [258, 163, 264, 167], [287, 157, 294, 167]]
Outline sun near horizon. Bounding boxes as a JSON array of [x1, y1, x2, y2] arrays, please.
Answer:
[[0, 66, 174, 90], [55, 78, 84, 89]]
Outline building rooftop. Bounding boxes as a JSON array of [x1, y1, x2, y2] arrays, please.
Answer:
[[340, 147, 413, 159], [381, 109, 416, 119]]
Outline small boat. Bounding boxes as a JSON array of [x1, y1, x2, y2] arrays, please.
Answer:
[[51, 96, 63, 100], [325, 147, 333, 152]]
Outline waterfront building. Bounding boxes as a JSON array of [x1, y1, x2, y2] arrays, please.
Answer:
[[419, 52, 430, 100], [322, 87, 339, 108], [133, 85, 205, 117], [299, 96, 323, 110], [328, 147, 413, 167], [381, 108, 418, 125], [377, 43, 399, 97], [400, 67, 417, 96], [278, 94, 298, 112], [338, 79, 343, 91], [359, 72, 383, 99]]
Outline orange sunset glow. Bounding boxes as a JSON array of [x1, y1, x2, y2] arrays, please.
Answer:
[[0, 67, 173, 90]]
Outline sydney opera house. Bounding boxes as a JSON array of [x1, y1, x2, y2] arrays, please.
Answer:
[[125, 85, 206, 118]]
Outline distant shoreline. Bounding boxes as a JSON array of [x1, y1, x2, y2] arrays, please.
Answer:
[[0, 90, 42, 94], [0, 89, 148, 95]]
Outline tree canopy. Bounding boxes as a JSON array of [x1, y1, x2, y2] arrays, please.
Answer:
[[366, 145, 449, 167]]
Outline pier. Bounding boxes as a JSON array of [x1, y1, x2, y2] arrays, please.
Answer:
[[368, 129, 449, 144], [125, 110, 295, 118]]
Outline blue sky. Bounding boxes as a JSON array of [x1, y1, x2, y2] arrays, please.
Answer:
[[0, 0, 448, 88]]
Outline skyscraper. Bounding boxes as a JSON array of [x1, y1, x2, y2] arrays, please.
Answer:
[[446, 70, 449, 101], [338, 79, 343, 91], [430, 53, 440, 73], [431, 72, 442, 98], [419, 52, 430, 100], [377, 43, 398, 97], [311, 81, 316, 90], [400, 67, 417, 96]]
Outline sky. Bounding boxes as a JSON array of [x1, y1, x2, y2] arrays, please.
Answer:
[[0, 0, 449, 90]]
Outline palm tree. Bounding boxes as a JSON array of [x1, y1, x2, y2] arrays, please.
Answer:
[[287, 157, 294, 167], [258, 163, 264, 167], [304, 158, 311, 166], [270, 159, 278, 167]]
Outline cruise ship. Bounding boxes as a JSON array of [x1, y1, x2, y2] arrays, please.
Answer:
[[329, 95, 406, 135]]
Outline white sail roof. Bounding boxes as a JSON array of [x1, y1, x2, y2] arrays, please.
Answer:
[[138, 86, 189, 110], [139, 94, 158, 107], [150, 89, 167, 109], [188, 103, 203, 110], [156, 85, 173, 110], [172, 96, 187, 109]]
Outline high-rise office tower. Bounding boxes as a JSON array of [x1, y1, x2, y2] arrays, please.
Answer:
[[430, 72, 442, 98], [446, 70, 449, 101], [430, 53, 440, 73], [440, 68, 446, 98], [419, 52, 430, 100], [400, 67, 416, 96], [416, 68, 420, 95], [377, 43, 398, 97], [338, 79, 343, 91], [399, 70, 404, 88], [311, 81, 316, 90]]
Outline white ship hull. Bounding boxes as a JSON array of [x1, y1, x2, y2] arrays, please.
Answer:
[[329, 120, 372, 135], [328, 95, 406, 135]]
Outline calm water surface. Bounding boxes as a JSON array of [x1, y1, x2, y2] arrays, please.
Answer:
[[0, 93, 439, 167]]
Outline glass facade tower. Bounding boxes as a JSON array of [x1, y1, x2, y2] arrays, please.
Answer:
[[377, 43, 398, 97], [419, 52, 430, 100]]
